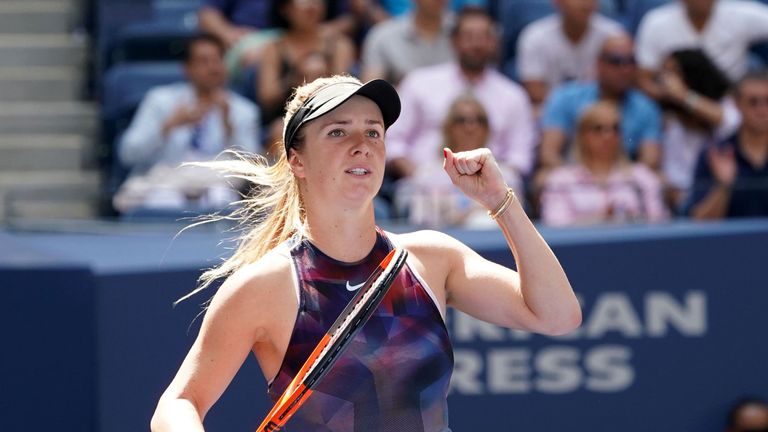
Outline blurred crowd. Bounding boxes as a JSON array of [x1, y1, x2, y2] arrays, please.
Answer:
[[102, 0, 768, 227]]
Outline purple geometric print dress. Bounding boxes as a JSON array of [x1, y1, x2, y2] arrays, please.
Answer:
[[268, 228, 454, 432]]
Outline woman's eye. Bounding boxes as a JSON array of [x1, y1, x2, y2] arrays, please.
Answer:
[[328, 129, 345, 137], [366, 130, 381, 138]]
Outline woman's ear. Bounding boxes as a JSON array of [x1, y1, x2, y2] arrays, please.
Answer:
[[288, 148, 306, 178]]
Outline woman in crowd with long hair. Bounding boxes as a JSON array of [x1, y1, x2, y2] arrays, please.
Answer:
[[540, 100, 668, 226]]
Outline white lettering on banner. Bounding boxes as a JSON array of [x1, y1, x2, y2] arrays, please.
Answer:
[[535, 347, 581, 393], [584, 293, 644, 338], [584, 346, 634, 392], [452, 350, 484, 394], [487, 349, 531, 393], [448, 291, 706, 395], [452, 291, 708, 341], [451, 346, 634, 394], [646, 291, 707, 337]]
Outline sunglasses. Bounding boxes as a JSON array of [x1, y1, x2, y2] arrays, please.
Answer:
[[745, 96, 768, 108], [452, 115, 488, 126], [601, 53, 636, 66], [586, 122, 621, 134]]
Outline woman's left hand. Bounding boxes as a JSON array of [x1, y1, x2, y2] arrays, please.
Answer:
[[443, 148, 509, 211]]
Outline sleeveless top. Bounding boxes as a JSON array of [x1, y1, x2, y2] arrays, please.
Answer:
[[268, 228, 454, 432]]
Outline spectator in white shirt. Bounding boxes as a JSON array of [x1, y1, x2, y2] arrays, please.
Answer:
[[516, 0, 624, 111], [115, 34, 260, 214], [361, 0, 455, 84], [636, 0, 768, 99]]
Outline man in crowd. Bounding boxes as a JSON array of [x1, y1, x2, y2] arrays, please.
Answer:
[[115, 34, 260, 213], [361, 0, 455, 84], [516, 0, 623, 111], [686, 71, 768, 219], [538, 33, 662, 174], [385, 6, 535, 182]]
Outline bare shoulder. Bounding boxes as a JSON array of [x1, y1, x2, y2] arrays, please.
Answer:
[[205, 246, 296, 338], [386, 230, 475, 310], [389, 229, 469, 257]]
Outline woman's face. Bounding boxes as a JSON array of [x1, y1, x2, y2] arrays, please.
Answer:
[[446, 101, 490, 153], [283, 0, 326, 31], [290, 95, 386, 207], [580, 108, 621, 162]]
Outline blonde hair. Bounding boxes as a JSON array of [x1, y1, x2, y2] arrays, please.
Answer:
[[572, 100, 628, 165], [178, 74, 362, 303]]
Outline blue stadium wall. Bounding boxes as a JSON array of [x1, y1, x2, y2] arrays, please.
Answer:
[[1, 220, 767, 431]]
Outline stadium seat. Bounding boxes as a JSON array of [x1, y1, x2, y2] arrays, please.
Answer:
[[751, 41, 768, 69], [109, 20, 199, 67], [497, 0, 556, 62]]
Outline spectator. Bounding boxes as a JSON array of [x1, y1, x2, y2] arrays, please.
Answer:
[[339, 0, 391, 46], [386, 6, 535, 181], [636, 0, 768, 98], [726, 397, 768, 432], [395, 94, 522, 227], [199, 0, 360, 75], [360, 0, 455, 84], [658, 49, 741, 209], [198, 0, 281, 74], [540, 101, 668, 226], [516, 0, 623, 111], [686, 70, 768, 219], [257, 0, 355, 131], [538, 33, 662, 176], [114, 34, 260, 214]]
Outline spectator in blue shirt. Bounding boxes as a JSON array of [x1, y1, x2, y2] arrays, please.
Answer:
[[538, 33, 662, 177], [685, 71, 768, 219]]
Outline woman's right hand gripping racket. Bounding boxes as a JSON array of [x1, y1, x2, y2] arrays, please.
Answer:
[[256, 247, 409, 432]]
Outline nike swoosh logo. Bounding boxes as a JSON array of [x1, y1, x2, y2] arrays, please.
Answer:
[[346, 281, 365, 291]]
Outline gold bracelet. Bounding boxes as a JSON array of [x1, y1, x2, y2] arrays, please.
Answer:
[[488, 187, 516, 220]]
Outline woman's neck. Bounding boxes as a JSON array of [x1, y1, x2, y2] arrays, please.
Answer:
[[584, 158, 617, 179], [302, 198, 378, 263], [286, 27, 323, 45]]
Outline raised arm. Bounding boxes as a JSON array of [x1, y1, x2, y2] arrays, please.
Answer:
[[151, 253, 296, 431], [440, 148, 581, 335]]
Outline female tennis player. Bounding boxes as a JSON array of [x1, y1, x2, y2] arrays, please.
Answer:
[[151, 75, 581, 432]]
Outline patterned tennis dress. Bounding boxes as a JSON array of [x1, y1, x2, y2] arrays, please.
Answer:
[[268, 228, 454, 431]]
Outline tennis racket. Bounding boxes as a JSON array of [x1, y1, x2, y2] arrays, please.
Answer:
[[256, 247, 409, 432]]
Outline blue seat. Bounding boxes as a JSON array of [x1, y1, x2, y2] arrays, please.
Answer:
[[109, 20, 199, 67], [750, 41, 768, 69], [152, 0, 202, 23], [101, 61, 185, 118], [498, 0, 556, 63]]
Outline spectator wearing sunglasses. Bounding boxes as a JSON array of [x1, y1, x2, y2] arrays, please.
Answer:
[[540, 100, 668, 226], [685, 70, 768, 219], [538, 34, 662, 184], [726, 397, 768, 432], [516, 0, 623, 112], [395, 94, 522, 227]]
